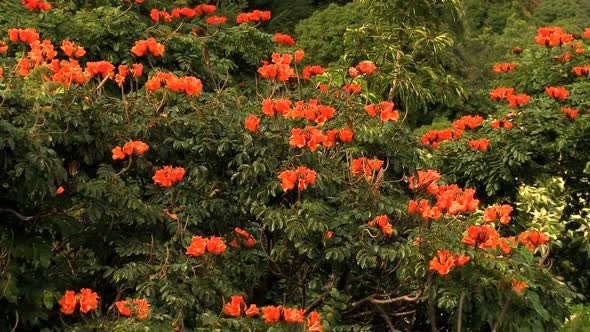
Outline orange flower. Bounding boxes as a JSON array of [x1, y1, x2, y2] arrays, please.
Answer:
[[131, 38, 165, 57], [112, 146, 126, 160], [133, 299, 150, 319], [274, 33, 295, 46], [302, 65, 326, 80], [294, 50, 304, 63], [351, 157, 384, 181], [408, 169, 440, 195], [153, 166, 185, 187], [223, 296, 245, 317], [499, 237, 517, 255], [8, 28, 39, 44], [236, 10, 271, 23], [231, 227, 256, 248], [323, 230, 334, 239], [489, 87, 514, 100], [56, 186, 65, 195], [132, 63, 143, 77], [187, 236, 208, 257], [245, 114, 260, 132], [429, 250, 456, 275], [245, 304, 260, 317], [545, 86, 569, 100], [507, 93, 530, 107], [339, 127, 354, 143], [61, 40, 86, 58], [308, 311, 323, 332], [122, 141, 149, 156], [468, 138, 489, 151], [511, 278, 529, 292], [206, 236, 226, 254], [0, 41, 8, 54], [452, 115, 484, 130], [278, 167, 316, 192], [116, 300, 131, 316], [562, 107, 578, 119], [283, 307, 305, 323], [454, 254, 470, 267], [206, 16, 228, 25], [78, 288, 99, 314], [462, 225, 499, 250], [58, 290, 77, 315], [355, 61, 376, 75], [261, 305, 281, 323], [348, 67, 359, 78], [288, 126, 325, 151]]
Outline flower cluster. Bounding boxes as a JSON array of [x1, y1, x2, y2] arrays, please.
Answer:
[[462, 225, 500, 250], [58, 289, 99, 315], [222, 296, 322, 330], [409, 185, 479, 221], [284, 99, 336, 126], [545, 86, 569, 100], [573, 65, 590, 76], [150, 5, 216, 23], [274, 33, 295, 46], [365, 101, 399, 122], [152, 166, 185, 187], [482, 204, 513, 224], [351, 157, 384, 181], [61, 40, 86, 58], [341, 83, 361, 95], [511, 278, 529, 292], [245, 114, 260, 132], [507, 93, 531, 107], [421, 128, 463, 148], [451, 115, 484, 130], [115, 299, 150, 319], [429, 250, 470, 275], [145, 72, 203, 96], [554, 52, 572, 63], [408, 169, 441, 195], [8, 28, 39, 44], [355, 61, 377, 75], [518, 230, 550, 251], [236, 10, 271, 24], [278, 166, 317, 192], [289, 126, 327, 151], [490, 87, 530, 107], [131, 38, 165, 57], [229, 228, 256, 248], [562, 107, 578, 119], [84, 61, 115, 79], [302, 65, 326, 79], [258, 53, 296, 81], [114, 63, 143, 86], [22, 0, 51, 11], [468, 138, 489, 151], [323, 127, 353, 147], [491, 119, 513, 129], [206, 16, 228, 25], [492, 63, 516, 73], [535, 27, 573, 47], [112, 141, 149, 160], [408, 170, 480, 220], [0, 41, 7, 53], [262, 98, 292, 117], [489, 86, 514, 100], [186, 236, 227, 256], [367, 215, 393, 237]]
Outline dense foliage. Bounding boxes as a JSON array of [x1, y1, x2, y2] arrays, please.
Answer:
[[0, 0, 589, 331]]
